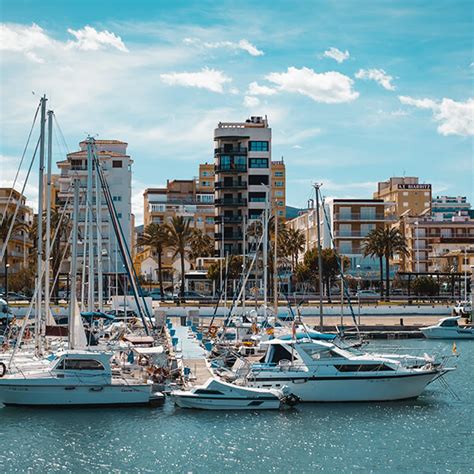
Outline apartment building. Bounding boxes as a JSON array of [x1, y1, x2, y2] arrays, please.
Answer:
[[399, 215, 474, 273], [56, 139, 133, 277], [374, 177, 432, 218], [271, 159, 286, 220], [326, 199, 395, 277], [0, 188, 34, 282], [432, 196, 472, 221], [214, 116, 272, 255]]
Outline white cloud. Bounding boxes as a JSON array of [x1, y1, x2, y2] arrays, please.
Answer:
[[399, 95, 474, 136], [266, 67, 359, 104], [183, 37, 263, 56], [274, 127, 322, 146], [355, 68, 395, 91], [66, 26, 129, 52], [247, 81, 278, 96], [0, 23, 52, 62], [323, 47, 349, 63], [292, 145, 303, 149], [160, 67, 232, 93], [243, 96, 260, 107]]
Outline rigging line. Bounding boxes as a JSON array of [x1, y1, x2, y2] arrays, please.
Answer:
[[0, 101, 41, 228], [52, 114, 71, 155], [0, 135, 41, 264]]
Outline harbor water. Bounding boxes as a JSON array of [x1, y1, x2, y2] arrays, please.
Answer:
[[0, 339, 472, 473]]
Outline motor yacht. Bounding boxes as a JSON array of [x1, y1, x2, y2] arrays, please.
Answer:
[[0, 350, 164, 406], [228, 335, 454, 402], [421, 316, 474, 340]]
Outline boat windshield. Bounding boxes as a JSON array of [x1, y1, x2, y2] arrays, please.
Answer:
[[302, 347, 339, 360], [55, 359, 105, 371], [440, 319, 459, 328]]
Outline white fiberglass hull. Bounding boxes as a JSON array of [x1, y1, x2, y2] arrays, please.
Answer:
[[0, 382, 154, 406], [171, 393, 281, 410], [421, 327, 474, 339], [246, 371, 442, 402]]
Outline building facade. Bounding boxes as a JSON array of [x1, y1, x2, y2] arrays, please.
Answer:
[[56, 139, 133, 277], [214, 116, 272, 255], [432, 196, 472, 221], [374, 177, 432, 218], [271, 159, 286, 220], [0, 188, 34, 283]]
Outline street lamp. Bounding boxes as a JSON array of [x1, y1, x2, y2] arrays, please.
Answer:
[[5, 263, 10, 297], [414, 221, 419, 274]]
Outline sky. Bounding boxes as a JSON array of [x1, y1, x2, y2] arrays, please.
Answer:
[[0, 0, 473, 224]]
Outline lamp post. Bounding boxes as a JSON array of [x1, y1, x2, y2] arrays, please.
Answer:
[[5, 263, 10, 297], [356, 264, 361, 325], [414, 221, 419, 274]]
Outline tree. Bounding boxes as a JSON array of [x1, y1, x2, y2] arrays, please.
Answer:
[[165, 216, 194, 299], [363, 228, 385, 299], [284, 228, 306, 270], [0, 212, 30, 294], [189, 229, 214, 264], [136, 223, 170, 301], [412, 276, 439, 297], [302, 248, 349, 302]]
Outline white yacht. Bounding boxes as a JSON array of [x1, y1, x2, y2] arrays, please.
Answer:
[[421, 316, 474, 340], [170, 376, 296, 410], [0, 350, 164, 407], [228, 336, 454, 402]]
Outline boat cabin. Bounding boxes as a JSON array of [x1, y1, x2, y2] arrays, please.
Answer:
[[51, 351, 113, 380], [438, 317, 460, 328]]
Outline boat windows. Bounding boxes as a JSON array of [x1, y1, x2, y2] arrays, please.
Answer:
[[303, 348, 338, 360], [334, 364, 394, 372], [268, 345, 294, 364], [56, 359, 105, 371], [440, 319, 459, 328], [194, 389, 224, 395]]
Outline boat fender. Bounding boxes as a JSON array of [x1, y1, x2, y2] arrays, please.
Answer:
[[208, 325, 218, 337], [0, 362, 7, 377], [281, 393, 300, 407]]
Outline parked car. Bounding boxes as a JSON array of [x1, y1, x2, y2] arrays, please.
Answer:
[[356, 290, 380, 299], [0, 292, 29, 302], [149, 289, 174, 301]]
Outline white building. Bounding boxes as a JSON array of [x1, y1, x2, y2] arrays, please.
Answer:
[[56, 139, 132, 280], [432, 196, 472, 221], [214, 116, 272, 255]]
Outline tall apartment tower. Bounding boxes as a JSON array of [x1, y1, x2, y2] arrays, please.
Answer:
[[214, 116, 272, 255], [271, 159, 286, 220], [56, 140, 132, 277], [374, 177, 432, 218]]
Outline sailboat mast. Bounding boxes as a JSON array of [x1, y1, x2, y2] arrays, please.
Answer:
[[44, 109, 54, 327], [68, 179, 80, 348], [35, 96, 47, 352], [273, 199, 278, 317], [262, 195, 269, 319], [86, 137, 95, 311], [95, 158, 103, 311], [314, 183, 324, 331]]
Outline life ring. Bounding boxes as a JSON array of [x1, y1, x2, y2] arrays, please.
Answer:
[[208, 325, 218, 337], [0, 362, 6, 377]]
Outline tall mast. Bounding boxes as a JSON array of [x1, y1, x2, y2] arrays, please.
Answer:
[[44, 109, 53, 327], [86, 137, 95, 311], [69, 179, 80, 348], [95, 151, 103, 311], [35, 95, 47, 352], [273, 199, 278, 316], [242, 216, 246, 311], [314, 183, 324, 331], [262, 195, 269, 318]]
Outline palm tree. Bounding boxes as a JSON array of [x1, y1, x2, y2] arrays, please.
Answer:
[[0, 212, 30, 294], [363, 228, 385, 298], [136, 223, 170, 301], [165, 216, 194, 300], [285, 228, 306, 270], [189, 229, 214, 264], [379, 227, 408, 300]]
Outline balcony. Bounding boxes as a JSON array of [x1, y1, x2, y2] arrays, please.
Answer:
[[215, 180, 247, 190], [334, 213, 391, 221], [334, 231, 371, 238], [215, 232, 243, 241], [215, 215, 243, 224], [215, 198, 247, 206], [215, 147, 247, 155], [215, 165, 247, 173]]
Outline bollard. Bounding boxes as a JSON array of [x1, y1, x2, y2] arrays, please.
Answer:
[[400, 318, 404, 326]]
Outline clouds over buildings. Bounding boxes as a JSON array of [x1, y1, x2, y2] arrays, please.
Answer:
[[323, 47, 350, 63], [355, 68, 396, 91], [160, 67, 232, 93], [399, 96, 474, 136]]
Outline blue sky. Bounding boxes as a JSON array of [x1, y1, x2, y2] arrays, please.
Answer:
[[1, 0, 472, 223]]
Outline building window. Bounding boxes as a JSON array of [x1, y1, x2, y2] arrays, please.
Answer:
[[205, 217, 214, 224], [71, 160, 85, 170], [249, 192, 266, 202], [274, 181, 284, 187], [249, 175, 269, 186], [277, 210, 284, 216], [274, 171, 284, 177], [201, 181, 210, 186], [249, 141, 269, 152], [403, 191, 409, 196], [403, 202, 409, 207], [249, 158, 269, 168], [117, 212, 122, 218], [275, 191, 284, 197], [113, 196, 122, 202], [277, 200, 284, 206], [249, 209, 263, 219], [112, 160, 122, 168]]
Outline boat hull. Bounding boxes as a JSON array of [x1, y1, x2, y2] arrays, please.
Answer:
[[0, 383, 154, 406], [171, 393, 281, 410], [421, 327, 474, 339], [246, 371, 441, 402]]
